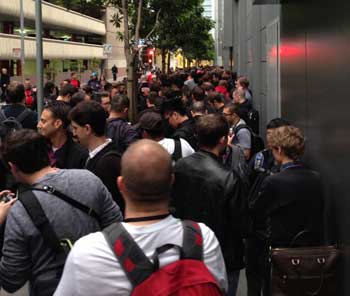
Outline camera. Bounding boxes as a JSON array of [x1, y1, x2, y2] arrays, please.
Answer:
[[1, 194, 13, 203]]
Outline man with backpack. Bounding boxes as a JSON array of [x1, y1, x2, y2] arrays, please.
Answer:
[[0, 81, 37, 134], [54, 140, 227, 295], [138, 111, 194, 161], [224, 103, 264, 161], [0, 129, 122, 296]]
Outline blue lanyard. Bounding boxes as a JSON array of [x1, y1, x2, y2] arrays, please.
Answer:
[[280, 162, 302, 171]]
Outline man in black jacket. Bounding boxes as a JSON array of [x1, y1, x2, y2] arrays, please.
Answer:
[[69, 101, 124, 213], [106, 94, 139, 154], [172, 114, 246, 296], [37, 101, 88, 169], [161, 96, 197, 150], [1, 81, 37, 129]]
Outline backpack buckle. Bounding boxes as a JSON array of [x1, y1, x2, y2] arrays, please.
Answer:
[[42, 185, 55, 194]]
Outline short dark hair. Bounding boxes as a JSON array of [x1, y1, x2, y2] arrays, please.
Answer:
[[192, 101, 207, 114], [59, 84, 77, 97], [191, 86, 205, 101], [110, 94, 129, 113], [237, 77, 249, 88], [224, 102, 241, 117], [266, 118, 290, 130], [161, 97, 187, 116], [44, 101, 71, 129], [100, 92, 110, 99], [207, 92, 224, 104], [2, 130, 49, 174], [169, 75, 184, 89], [7, 81, 25, 103], [70, 92, 85, 108], [147, 91, 158, 105], [196, 114, 229, 148], [69, 101, 107, 136]]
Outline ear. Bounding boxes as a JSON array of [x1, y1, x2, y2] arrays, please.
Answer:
[[123, 107, 129, 113], [85, 124, 92, 135], [54, 119, 63, 129], [8, 162, 18, 174], [278, 146, 283, 155], [117, 176, 126, 194]]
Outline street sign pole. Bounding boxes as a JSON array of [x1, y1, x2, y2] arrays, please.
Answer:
[[35, 0, 43, 116], [20, 0, 25, 83]]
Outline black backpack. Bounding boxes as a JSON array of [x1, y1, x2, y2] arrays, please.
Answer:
[[0, 108, 31, 141], [234, 124, 265, 159], [246, 108, 260, 135]]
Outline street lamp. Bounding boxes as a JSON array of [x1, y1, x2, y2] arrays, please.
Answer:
[[20, 0, 25, 83], [35, 0, 43, 116]]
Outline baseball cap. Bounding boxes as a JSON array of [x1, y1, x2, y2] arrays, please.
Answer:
[[138, 111, 163, 133]]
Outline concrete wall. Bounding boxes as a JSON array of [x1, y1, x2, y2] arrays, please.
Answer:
[[223, 0, 280, 135]]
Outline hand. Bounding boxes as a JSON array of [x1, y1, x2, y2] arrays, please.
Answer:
[[227, 134, 235, 147], [0, 191, 17, 225]]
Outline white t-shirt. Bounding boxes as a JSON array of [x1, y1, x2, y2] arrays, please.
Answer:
[[158, 138, 194, 158], [54, 216, 227, 296]]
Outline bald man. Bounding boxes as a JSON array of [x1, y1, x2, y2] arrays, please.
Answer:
[[55, 140, 228, 296]]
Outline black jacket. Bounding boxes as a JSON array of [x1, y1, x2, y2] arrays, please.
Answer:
[[172, 150, 246, 271], [54, 136, 88, 169], [106, 118, 139, 154], [85, 142, 124, 212], [173, 118, 197, 150], [250, 164, 324, 247], [2, 104, 37, 130]]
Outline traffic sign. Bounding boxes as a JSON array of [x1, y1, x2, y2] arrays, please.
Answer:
[[103, 44, 112, 54]]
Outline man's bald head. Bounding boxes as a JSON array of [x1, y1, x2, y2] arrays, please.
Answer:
[[121, 140, 173, 202]]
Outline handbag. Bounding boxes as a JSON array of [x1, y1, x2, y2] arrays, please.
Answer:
[[270, 230, 340, 296]]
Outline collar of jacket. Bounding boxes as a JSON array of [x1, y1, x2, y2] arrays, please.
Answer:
[[198, 149, 223, 162]]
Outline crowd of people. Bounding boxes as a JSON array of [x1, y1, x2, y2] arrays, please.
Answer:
[[0, 66, 325, 296]]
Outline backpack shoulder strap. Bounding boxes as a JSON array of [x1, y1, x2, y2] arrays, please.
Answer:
[[30, 186, 99, 221], [15, 108, 32, 123], [19, 190, 63, 253], [0, 109, 7, 122], [172, 138, 182, 161], [103, 222, 154, 287], [234, 124, 252, 134], [181, 220, 203, 261]]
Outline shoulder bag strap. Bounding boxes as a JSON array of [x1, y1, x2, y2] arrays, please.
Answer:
[[103, 222, 154, 287], [19, 190, 63, 253], [15, 108, 31, 123], [181, 220, 203, 261], [31, 186, 99, 221], [172, 138, 182, 161], [0, 109, 7, 122]]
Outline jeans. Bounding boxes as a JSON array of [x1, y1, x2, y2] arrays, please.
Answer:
[[227, 270, 240, 296]]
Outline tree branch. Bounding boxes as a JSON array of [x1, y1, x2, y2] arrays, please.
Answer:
[[144, 9, 161, 41]]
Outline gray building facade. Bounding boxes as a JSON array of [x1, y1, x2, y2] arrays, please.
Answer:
[[221, 0, 350, 294]]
